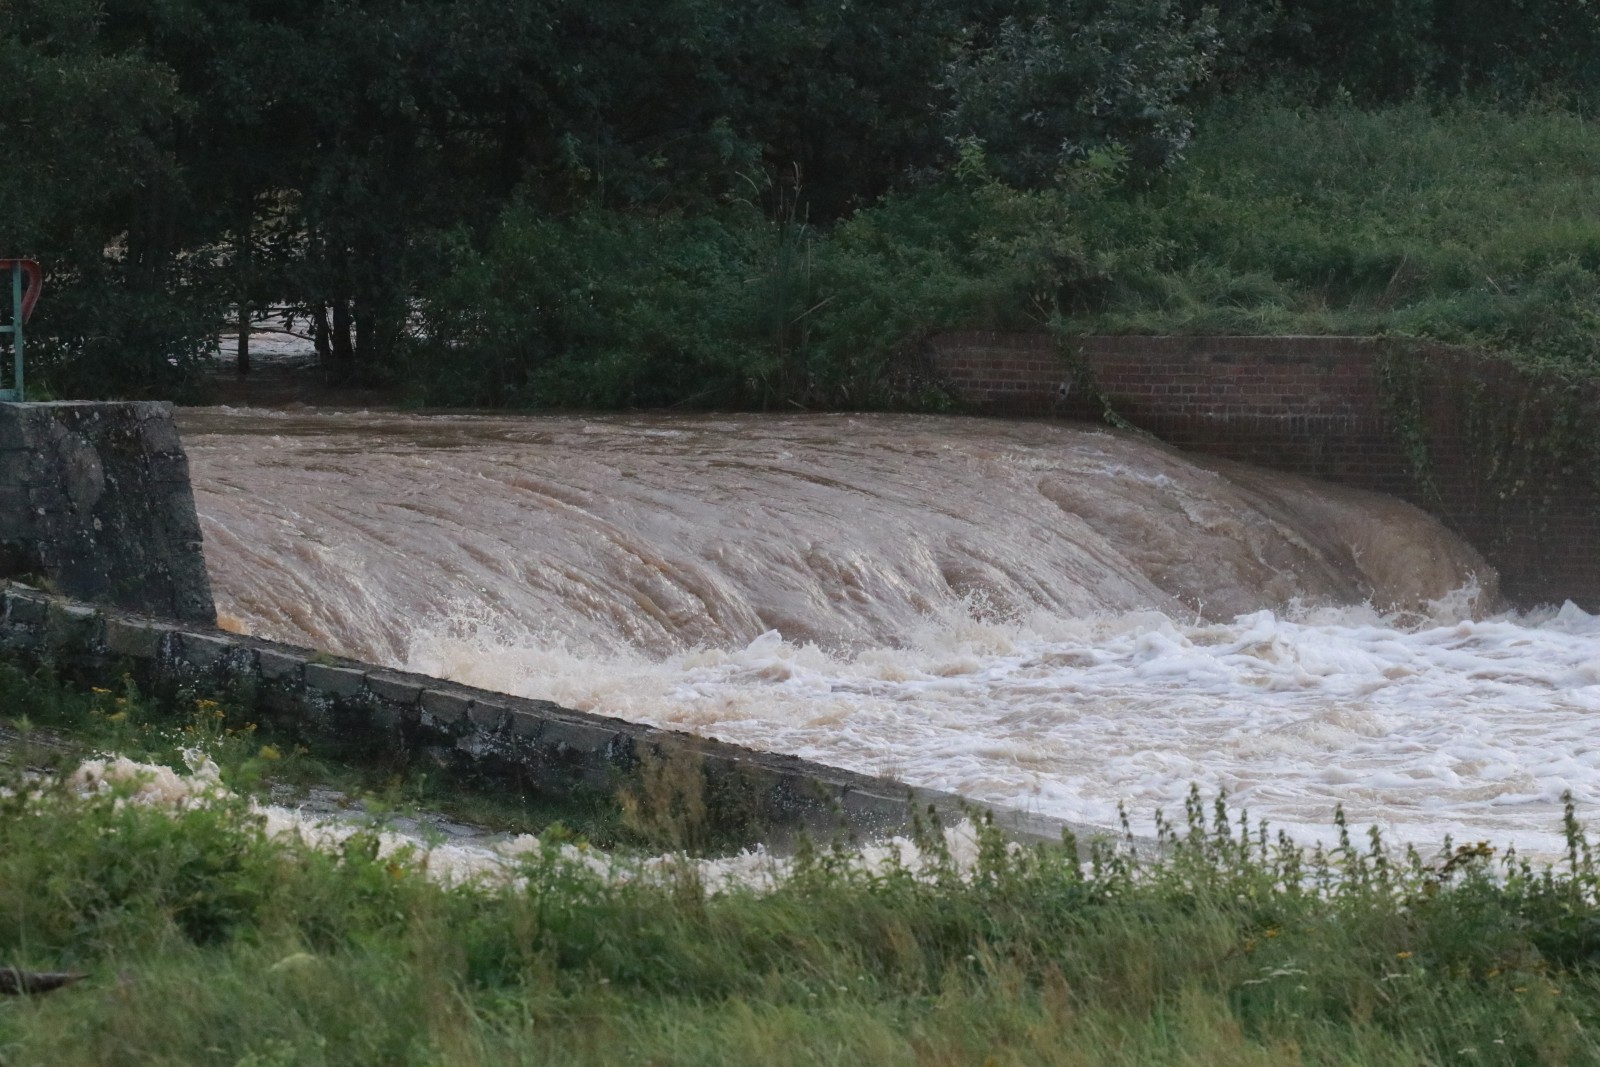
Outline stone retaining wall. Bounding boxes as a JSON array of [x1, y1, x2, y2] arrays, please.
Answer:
[[0, 584, 1073, 847], [0, 402, 214, 624], [929, 333, 1600, 609]]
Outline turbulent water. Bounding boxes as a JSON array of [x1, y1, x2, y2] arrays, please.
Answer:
[[179, 407, 1600, 857]]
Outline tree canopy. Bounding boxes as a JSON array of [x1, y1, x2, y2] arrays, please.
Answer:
[[3, 0, 1598, 401]]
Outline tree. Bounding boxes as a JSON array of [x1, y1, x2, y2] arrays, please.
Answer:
[[941, 0, 1218, 188], [0, 0, 215, 396]]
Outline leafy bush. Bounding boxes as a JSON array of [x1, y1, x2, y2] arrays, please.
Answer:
[[942, 0, 1219, 185], [411, 152, 1131, 410]]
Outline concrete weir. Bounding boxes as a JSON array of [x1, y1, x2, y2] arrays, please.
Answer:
[[0, 399, 1075, 847], [0, 584, 1075, 847]]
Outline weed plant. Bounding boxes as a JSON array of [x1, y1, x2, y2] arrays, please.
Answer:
[[6, 679, 1600, 1063]]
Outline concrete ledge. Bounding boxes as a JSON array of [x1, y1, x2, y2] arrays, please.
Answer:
[[0, 584, 1083, 847]]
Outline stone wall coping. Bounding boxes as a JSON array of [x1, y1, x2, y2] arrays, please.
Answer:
[[0, 583, 1092, 849]]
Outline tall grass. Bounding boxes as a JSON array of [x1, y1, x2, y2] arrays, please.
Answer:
[[6, 723, 1600, 1064], [1070, 97, 1600, 374]]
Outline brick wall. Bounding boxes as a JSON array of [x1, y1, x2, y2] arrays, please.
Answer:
[[929, 333, 1600, 610]]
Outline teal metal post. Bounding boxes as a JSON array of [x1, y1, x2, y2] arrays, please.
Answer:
[[0, 260, 39, 402], [8, 261, 21, 401]]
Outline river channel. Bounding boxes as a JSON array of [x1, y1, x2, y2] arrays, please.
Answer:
[[178, 407, 1600, 857]]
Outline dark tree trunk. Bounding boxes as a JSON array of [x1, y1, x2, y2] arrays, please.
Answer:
[[331, 298, 355, 373], [235, 220, 252, 377], [313, 304, 332, 364], [354, 305, 374, 371], [236, 301, 250, 377]]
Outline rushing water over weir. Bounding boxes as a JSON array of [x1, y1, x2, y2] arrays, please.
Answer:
[[180, 408, 1600, 857]]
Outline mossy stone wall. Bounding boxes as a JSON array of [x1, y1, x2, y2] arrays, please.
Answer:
[[0, 402, 214, 625]]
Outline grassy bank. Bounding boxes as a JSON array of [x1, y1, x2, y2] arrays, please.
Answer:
[[403, 98, 1600, 410], [1066, 97, 1600, 376], [5, 670, 1600, 1064]]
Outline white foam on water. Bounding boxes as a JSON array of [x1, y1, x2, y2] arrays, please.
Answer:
[[407, 592, 1600, 861], [177, 409, 1590, 860]]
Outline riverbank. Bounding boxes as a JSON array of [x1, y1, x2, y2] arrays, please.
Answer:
[[4, 672, 1600, 1066]]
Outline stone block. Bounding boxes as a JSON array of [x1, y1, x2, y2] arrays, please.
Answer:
[[44, 601, 100, 648], [217, 644, 259, 679], [0, 452, 32, 488], [840, 788, 911, 830], [0, 412, 29, 451], [259, 685, 301, 716], [155, 494, 203, 542], [104, 616, 173, 660], [137, 412, 183, 454], [4, 590, 47, 625], [507, 709, 545, 740], [0, 403, 214, 624], [0, 496, 32, 544], [257, 648, 306, 683], [0, 624, 38, 651], [367, 673, 424, 705], [177, 631, 234, 669], [369, 704, 405, 733], [541, 718, 618, 755], [467, 699, 508, 733], [304, 662, 366, 698], [420, 689, 470, 725], [144, 452, 192, 485]]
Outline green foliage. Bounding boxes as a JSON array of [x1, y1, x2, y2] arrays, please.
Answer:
[[1063, 96, 1600, 375], [411, 158, 1117, 409], [12, 0, 1600, 403], [942, 0, 1219, 185], [8, 750, 1600, 1063], [0, 0, 217, 398], [1181, 0, 1600, 104], [410, 205, 762, 408]]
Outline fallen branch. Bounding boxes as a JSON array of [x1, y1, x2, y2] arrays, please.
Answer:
[[0, 967, 88, 995]]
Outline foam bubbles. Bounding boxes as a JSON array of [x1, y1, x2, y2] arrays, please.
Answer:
[[177, 410, 1568, 857], [394, 596, 1600, 861]]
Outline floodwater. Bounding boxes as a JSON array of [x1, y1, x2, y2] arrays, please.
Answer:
[[179, 408, 1600, 857]]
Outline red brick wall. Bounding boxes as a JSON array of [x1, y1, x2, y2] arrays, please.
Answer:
[[929, 332, 1600, 610]]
